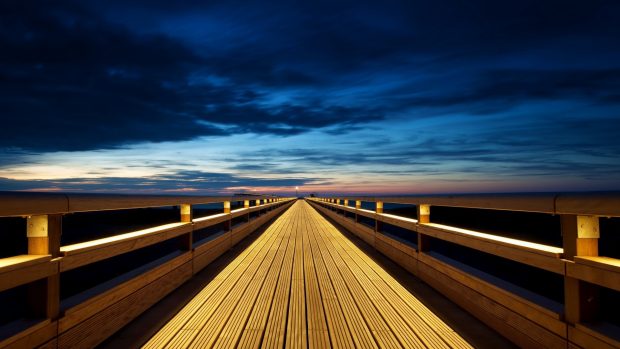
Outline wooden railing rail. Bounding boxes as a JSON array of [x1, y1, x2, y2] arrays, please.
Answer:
[[307, 193, 620, 349], [313, 192, 620, 216], [0, 192, 283, 217], [0, 192, 295, 348]]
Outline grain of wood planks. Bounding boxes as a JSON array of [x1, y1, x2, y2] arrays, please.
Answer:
[[143, 200, 472, 348]]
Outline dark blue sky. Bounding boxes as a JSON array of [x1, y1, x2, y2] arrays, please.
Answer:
[[1, 0, 619, 194]]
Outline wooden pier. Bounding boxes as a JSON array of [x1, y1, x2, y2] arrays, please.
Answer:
[[1, 192, 619, 348]]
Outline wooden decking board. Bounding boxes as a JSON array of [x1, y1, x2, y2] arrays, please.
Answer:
[[144, 215, 283, 348], [262, 209, 298, 349], [306, 214, 355, 349], [310, 218, 379, 349], [188, 213, 292, 348], [309, 213, 402, 349], [319, 210, 473, 349], [151, 209, 289, 349], [142, 200, 474, 349], [212, 227, 292, 349], [311, 216, 443, 349], [236, 211, 295, 348]]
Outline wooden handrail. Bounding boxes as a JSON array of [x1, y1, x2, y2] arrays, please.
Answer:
[[314, 191, 620, 216], [0, 192, 282, 217]]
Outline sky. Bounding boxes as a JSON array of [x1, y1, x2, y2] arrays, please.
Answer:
[[1, 0, 619, 195]]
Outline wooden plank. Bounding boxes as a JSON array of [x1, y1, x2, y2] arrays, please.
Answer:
[[285, 211, 307, 349], [193, 236, 231, 274], [310, 202, 375, 247], [556, 193, 620, 217], [311, 194, 558, 214], [144, 204, 290, 348], [237, 213, 294, 349], [417, 253, 565, 336], [213, 219, 291, 349], [217, 204, 294, 349], [230, 208, 249, 218], [144, 227, 276, 348], [0, 255, 55, 292], [310, 215, 407, 349], [262, 207, 297, 349], [0, 320, 57, 349], [188, 209, 289, 349], [376, 213, 418, 231], [193, 231, 230, 256], [568, 257, 620, 292], [306, 207, 356, 349], [375, 237, 417, 275], [65, 194, 281, 213], [308, 209, 380, 349], [193, 213, 230, 230], [0, 192, 68, 217], [310, 201, 477, 349], [312, 203, 451, 349], [417, 223, 564, 274], [59, 251, 192, 333], [568, 325, 618, 349], [301, 213, 330, 349], [59, 222, 192, 271], [417, 259, 566, 349], [58, 261, 192, 349]]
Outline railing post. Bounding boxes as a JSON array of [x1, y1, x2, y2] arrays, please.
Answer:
[[417, 205, 431, 251], [180, 204, 193, 250], [244, 200, 250, 222], [180, 204, 192, 223], [26, 214, 61, 320], [375, 201, 383, 233], [224, 201, 231, 231], [344, 199, 348, 207], [355, 200, 361, 223], [563, 215, 600, 324]]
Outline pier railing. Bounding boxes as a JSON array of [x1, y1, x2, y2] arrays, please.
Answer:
[[307, 193, 620, 349], [0, 193, 295, 348]]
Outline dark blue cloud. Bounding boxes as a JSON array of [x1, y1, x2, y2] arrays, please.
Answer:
[[1, 0, 620, 192], [0, 0, 383, 151]]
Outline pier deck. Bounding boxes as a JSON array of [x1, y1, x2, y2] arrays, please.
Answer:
[[141, 200, 474, 349]]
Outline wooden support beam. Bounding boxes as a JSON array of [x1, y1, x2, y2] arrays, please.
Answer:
[[180, 204, 192, 223], [375, 201, 383, 233], [26, 214, 61, 320], [416, 205, 431, 251], [179, 204, 193, 251], [418, 233, 432, 252], [223, 201, 231, 214], [27, 215, 62, 257], [244, 200, 250, 222], [417, 204, 430, 224], [562, 215, 600, 324], [355, 200, 361, 223]]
